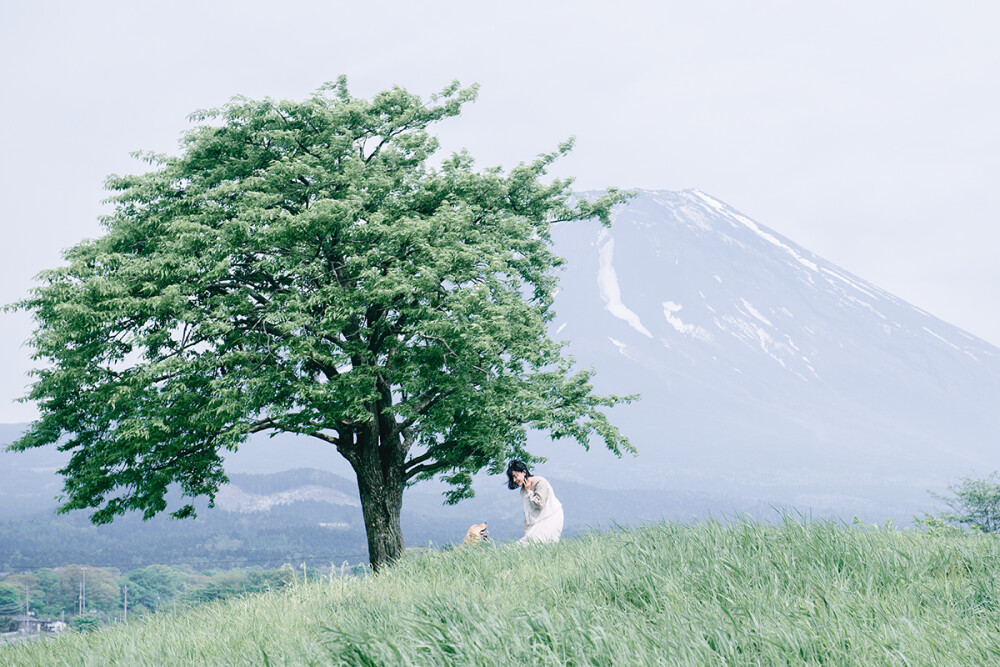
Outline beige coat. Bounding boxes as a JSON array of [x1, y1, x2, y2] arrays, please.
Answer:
[[520, 476, 564, 542]]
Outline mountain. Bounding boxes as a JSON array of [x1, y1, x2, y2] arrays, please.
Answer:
[[3, 188, 999, 568], [0, 423, 67, 516], [530, 189, 1000, 515]]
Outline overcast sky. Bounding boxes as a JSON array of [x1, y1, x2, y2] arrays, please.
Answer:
[[2, 1, 999, 423]]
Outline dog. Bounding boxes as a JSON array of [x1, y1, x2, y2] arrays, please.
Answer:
[[463, 522, 489, 545]]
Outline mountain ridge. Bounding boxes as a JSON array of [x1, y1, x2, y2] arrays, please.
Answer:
[[3, 189, 997, 548], [535, 189, 999, 502]]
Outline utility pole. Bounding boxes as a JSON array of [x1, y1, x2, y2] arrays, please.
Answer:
[[123, 585, 128, 623], [82, 567, 87, 614]]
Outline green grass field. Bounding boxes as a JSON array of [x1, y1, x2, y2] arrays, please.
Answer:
[[3, 517, 1000, 665]]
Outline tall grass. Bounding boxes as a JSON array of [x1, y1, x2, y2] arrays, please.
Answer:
[[4, 517, 1000, 665]]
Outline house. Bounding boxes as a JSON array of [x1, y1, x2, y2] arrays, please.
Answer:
[[11, 614, 43, 633], [11, 614, 67, 633], [43, 620, 68, 633]]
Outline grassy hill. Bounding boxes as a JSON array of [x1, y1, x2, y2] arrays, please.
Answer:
[[3, 518, 1000, 665]]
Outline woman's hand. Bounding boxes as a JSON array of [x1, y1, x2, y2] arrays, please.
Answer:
[[522, 476, 533, 491]]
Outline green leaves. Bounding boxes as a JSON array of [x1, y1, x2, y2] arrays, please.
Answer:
[[10, 78, 635, 532], [928, 472, 1000, 533]]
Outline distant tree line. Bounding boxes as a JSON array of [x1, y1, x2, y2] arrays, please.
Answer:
[[0, 503, 369, 573], [0, 562, 344, 630]]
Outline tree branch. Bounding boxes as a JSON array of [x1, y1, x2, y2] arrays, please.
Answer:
[[417, 334, 490, 375], [305, 430, 339, 445], [391, 387, 452, 438], [404, 458, 451, 482], [247, 419, 278, 434], [404, 450, 434, 471]]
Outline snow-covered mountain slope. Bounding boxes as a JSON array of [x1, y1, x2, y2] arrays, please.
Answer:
[[531, 189, 1000, 516], [214, 483, 360, 513]]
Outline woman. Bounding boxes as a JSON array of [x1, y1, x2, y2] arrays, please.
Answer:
[[506, 460, 564, 543]]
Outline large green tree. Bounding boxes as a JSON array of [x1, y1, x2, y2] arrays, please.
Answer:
[[10, 79, 634, 570]]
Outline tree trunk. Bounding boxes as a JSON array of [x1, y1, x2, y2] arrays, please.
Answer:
[[353, 424, 406, 572]]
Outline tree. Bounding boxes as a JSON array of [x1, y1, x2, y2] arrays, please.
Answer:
[[30, 569, 62, 618], [9, 79, 634, 571], [928, 472, 1000, 532], [123, 565, 186, 612], [0, 581, 22, 620], [71, 613, 101, 632]]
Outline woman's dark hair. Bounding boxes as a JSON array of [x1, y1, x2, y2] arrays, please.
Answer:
[[506, 460, 532, 490]]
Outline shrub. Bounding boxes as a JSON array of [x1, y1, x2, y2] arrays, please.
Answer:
[[928, 472, 1000, 532]]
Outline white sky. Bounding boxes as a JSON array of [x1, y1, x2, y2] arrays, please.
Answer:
[[2, 1, 999, 422]]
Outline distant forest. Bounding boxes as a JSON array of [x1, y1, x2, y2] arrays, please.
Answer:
[[0, 507, 370, 573], [1, 561, 358, 629]]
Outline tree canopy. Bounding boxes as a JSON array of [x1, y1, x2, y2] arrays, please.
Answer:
[[928, 472, 1000, 533], [10, 78, 634, 569]]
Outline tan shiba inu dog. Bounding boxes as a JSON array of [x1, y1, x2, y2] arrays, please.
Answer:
[[463, 522, 489, 544]]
